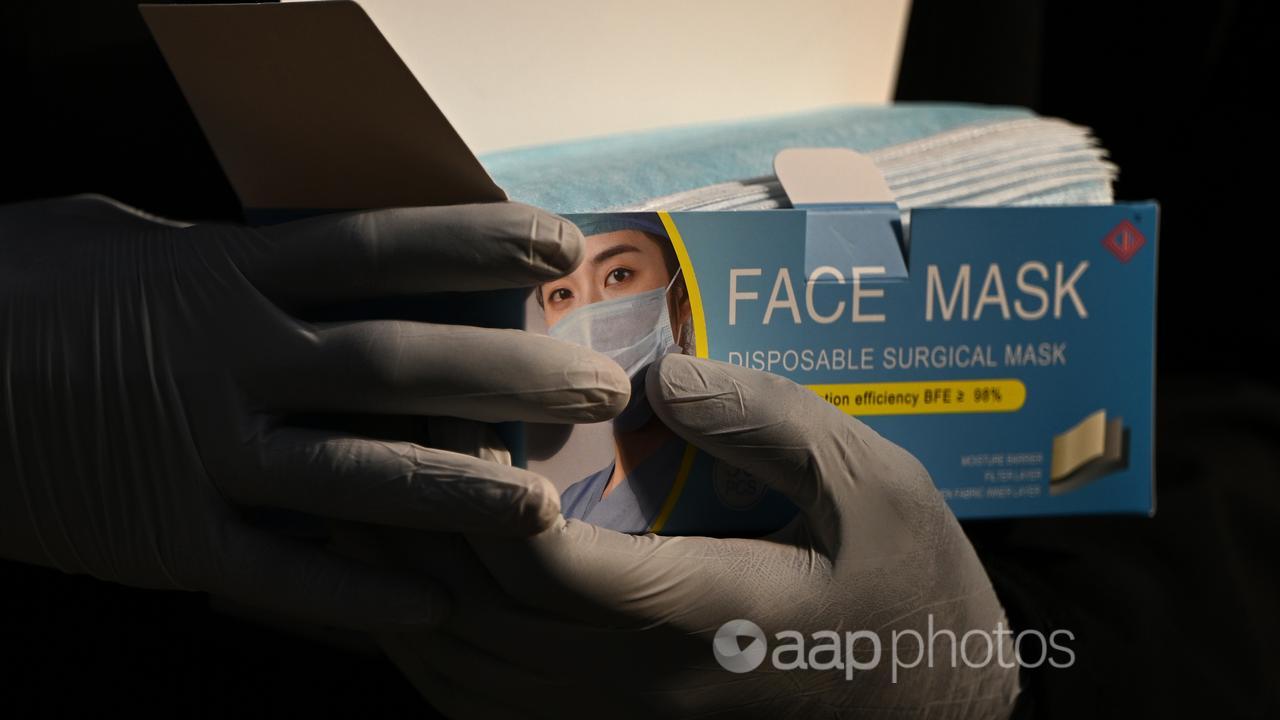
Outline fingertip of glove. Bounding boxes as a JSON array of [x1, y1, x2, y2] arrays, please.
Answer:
[[648, 355, 802, 437], [544, 213, 586, 276], [598, 361, 632, 416], [507, 202, 585, 279], [507, 471, 563, 536], [558, 350, 631, 422], [648, 353, 719, 404]]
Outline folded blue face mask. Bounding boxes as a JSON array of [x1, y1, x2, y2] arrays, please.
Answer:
[[548, 269, 682, 379]]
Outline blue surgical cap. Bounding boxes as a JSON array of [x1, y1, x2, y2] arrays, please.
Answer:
[[570, 213, 668, 239]]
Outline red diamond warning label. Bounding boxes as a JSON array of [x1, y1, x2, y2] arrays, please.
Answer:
[[1103, 220, 1146, 263]]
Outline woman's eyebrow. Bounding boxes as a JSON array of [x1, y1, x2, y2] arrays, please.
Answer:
[[590, 243, 641, 265]]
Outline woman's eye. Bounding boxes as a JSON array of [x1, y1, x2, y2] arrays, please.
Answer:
[[605, 268, 633, 286], [548, 287, 572, 303]]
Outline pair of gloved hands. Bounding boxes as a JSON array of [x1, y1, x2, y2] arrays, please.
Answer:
[[0, 195, 1018, 717]]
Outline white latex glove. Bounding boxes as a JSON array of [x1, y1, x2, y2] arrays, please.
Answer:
[[376, 354, 1021, 718]]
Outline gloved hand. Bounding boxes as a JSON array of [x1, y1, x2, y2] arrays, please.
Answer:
[[376, 355, 1021, 718], [0, 194, 628, 632]]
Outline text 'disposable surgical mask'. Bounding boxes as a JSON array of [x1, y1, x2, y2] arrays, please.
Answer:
[[548, 269, 682, 380]]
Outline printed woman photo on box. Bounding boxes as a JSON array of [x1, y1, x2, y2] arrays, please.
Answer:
[[536, 213, 794, 535]]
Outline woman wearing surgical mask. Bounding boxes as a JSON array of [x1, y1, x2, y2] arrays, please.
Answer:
[[538, 215, 796, 536], [537, 215, 694, 532]]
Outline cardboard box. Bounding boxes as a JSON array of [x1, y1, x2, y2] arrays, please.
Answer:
[[144, 1, 1157, 535]]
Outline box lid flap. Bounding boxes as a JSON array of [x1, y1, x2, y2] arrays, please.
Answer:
[[141, 1, 505, 213]]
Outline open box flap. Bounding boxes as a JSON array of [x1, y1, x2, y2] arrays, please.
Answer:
[[142, 0, 907, 279], [141, 1, 505, 215]]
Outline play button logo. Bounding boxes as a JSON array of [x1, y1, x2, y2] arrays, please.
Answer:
[[713, 619, 768, 673]]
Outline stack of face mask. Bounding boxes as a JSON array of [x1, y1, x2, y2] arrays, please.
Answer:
[[480, 104, 1115, 214], [614, 116, 1115, 215]]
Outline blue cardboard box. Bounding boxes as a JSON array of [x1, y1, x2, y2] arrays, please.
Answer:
[[144, 1, 1158, 536], [526, 201, 1156, 534]]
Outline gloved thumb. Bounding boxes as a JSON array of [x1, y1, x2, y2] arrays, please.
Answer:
[[645, 354, 933, 553]]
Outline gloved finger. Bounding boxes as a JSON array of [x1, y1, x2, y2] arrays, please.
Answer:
[[469, 519, 823, 630], [645, 354, 933, 541], [216, 427, 559, 536], [6, 195, 191, 243], [254, 320, 630, 423], [238, 202, 584, 307], [384, 530, 766, 692], [377, 529, 645, 647], [427, 417, 510, 465], [380, 635, 533, 720], [45, 193, 192, 229], [211, 520, 449, 632]]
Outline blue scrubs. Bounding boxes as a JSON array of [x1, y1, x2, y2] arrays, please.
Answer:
[[560, 438, 798, 536], [561, 438, 688, 533]]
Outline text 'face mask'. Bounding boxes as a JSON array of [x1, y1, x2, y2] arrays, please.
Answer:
[[548, 270, 682, 379]]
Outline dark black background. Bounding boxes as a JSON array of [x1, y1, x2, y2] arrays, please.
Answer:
[[896, 0, 1275, 383], [2, 0, 1276, 716]]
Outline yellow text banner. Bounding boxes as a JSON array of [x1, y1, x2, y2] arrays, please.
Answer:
[[807, 379, 1026, 416]]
